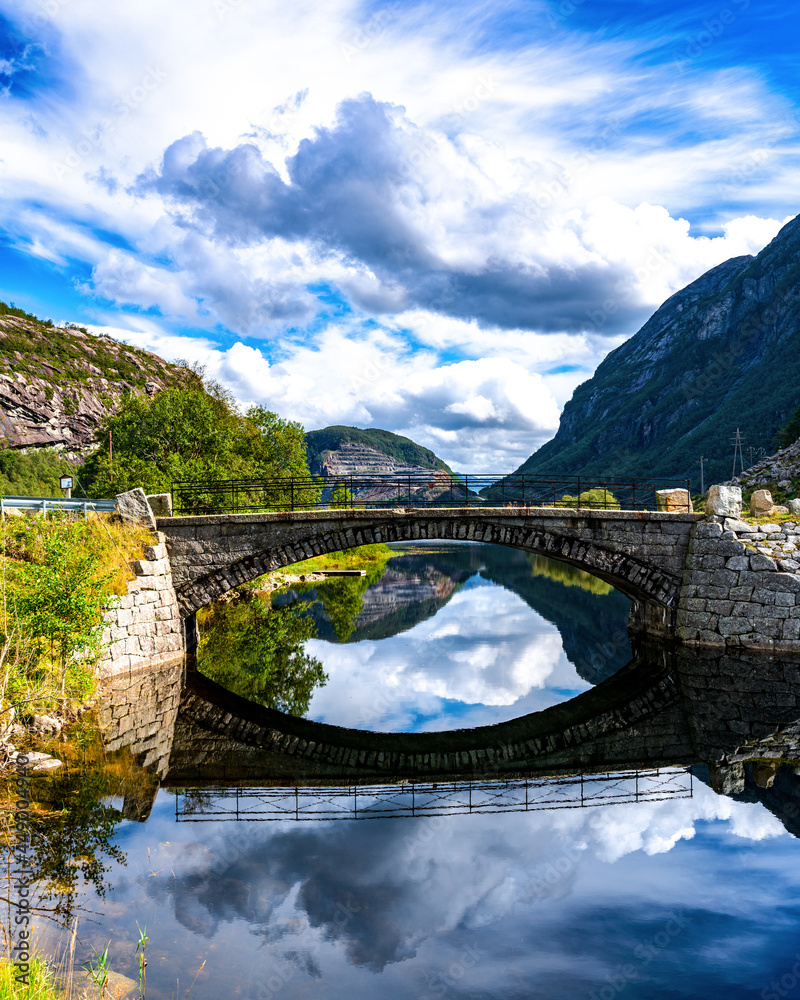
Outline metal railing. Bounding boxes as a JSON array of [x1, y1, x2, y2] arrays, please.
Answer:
[[174, 767, 693, 823], [171, 473, 693, 516], [0, 495, 117, 517]]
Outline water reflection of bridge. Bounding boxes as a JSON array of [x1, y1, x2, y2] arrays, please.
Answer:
[[174, 767, 693, 823], [98, 642, 800, 832]]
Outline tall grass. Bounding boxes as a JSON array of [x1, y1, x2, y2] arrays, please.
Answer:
[[0, 957, 62, 1000]]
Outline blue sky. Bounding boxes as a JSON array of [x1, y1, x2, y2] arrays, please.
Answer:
[[0, 0, 797, 470]]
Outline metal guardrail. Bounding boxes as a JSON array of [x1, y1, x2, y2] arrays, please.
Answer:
[[174, 767, 693, 823], [171, 473, 692, 515], [0, 495, 117, 516]]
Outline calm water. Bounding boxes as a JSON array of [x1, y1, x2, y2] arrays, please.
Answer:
[[13, 542, 800, 1000], [272, 542, 633, 731]]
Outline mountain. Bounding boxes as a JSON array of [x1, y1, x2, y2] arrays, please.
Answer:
[[0, 302, 186, 456], [508, 214, 800, 490], [305, 425, 467, 505], [305, 425, 454, 476]]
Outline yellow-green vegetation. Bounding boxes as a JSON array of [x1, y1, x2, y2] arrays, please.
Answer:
[[1, 513, 152, 714], [739, 511, 795, 527], [283, 543, 396, 576], [528, 554, 613, 595], [554, 488, 621, 510], [0, 956, 62, 999]]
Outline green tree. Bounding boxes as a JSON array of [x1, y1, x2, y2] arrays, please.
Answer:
[[78, 368, 317, 503], [330, 482, 355, 509], [16, 518, 113, 695], [0, 446, 74, 497], [197, 593, 327, 715]]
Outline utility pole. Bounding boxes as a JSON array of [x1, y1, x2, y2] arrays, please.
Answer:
[[730, 428, 746, 479], [699, 456, 708, 495]]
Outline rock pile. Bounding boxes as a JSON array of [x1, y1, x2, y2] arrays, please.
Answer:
[[721, 517, 800, 572], [727, 438, 800, 495]]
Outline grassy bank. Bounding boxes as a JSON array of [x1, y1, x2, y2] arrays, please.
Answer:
[[0, 957, 63, 999], [275, 542, 396, 577]]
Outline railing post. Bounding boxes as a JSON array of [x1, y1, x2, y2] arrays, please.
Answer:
[[291, 479, 294, 512], [465, 474, 469, 507]]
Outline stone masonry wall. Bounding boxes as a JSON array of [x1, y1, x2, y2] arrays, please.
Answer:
[[675, 519, 800, 650], [98, 531, 185, 677]]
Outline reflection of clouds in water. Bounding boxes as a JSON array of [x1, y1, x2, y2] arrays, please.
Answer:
[[305, 580, 589, 730], [125, 781, 791, 991]]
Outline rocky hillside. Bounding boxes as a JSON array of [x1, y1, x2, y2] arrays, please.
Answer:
[[306, 425, 466, 505], [726, 437, 800, 499], [0, 303, 186, 456], [509, 213, 800, 488], [305, 425, 453, 476]]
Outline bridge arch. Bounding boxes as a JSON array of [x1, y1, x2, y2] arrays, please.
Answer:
[[161, 510, 693, 620]]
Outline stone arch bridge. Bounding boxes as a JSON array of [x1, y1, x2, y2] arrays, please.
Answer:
[[158, 507, 700, 640]]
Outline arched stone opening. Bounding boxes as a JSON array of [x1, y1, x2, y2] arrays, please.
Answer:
[[171, 515, 682, 623]]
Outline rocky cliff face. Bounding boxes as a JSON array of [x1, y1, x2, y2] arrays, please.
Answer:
[[310, 432, 466, 504], [514, 213, 800, 487], [0, 313, 185, 456]]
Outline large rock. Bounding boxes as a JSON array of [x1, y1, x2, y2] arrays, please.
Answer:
[[789, 498, 800, 516], [750, 489, 775, 517], [705, 485, 742, 517], [116, 488, 157, 531], [655, 488, 693, 512], [147, 493, 173, 517]]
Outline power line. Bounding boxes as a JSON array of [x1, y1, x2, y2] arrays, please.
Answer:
[[730, 428, 746, 479]]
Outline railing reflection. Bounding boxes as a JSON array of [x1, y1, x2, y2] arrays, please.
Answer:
[[174, 766, 693, 822]]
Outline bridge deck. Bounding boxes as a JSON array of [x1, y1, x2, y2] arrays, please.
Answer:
[[158, 506, 702, 527]]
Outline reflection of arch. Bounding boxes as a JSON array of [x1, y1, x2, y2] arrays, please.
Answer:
[[166, 512, 691, 619], [165, 652, 692, 785]]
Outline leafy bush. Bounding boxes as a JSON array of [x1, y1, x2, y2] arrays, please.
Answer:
[[1, 514, 151, 712], [555, 488, 621, 509], [15, 519, 113, 694]]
